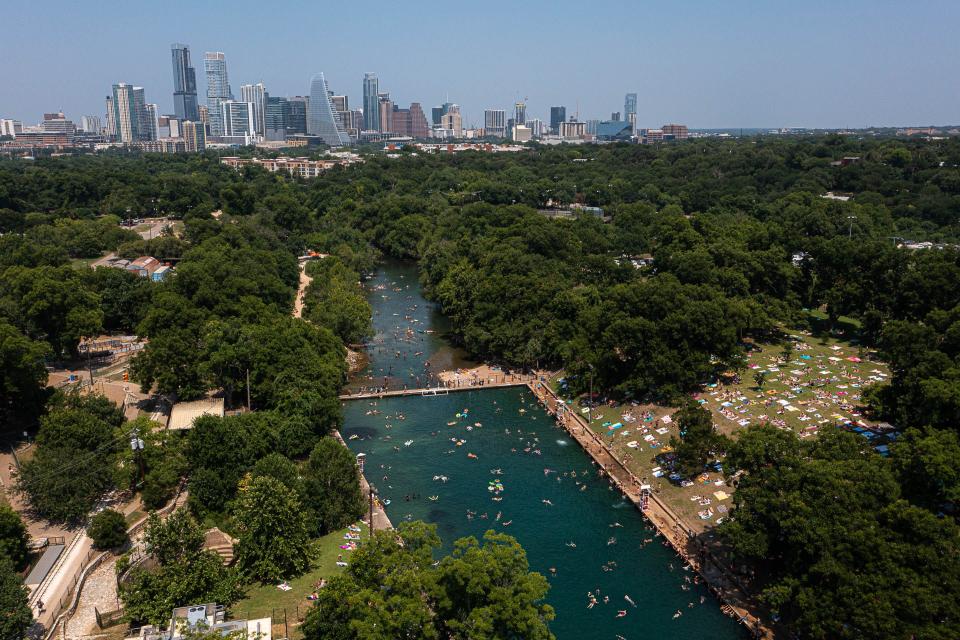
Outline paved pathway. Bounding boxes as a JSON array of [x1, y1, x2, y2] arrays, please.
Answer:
[[63, 559, 117, 639]]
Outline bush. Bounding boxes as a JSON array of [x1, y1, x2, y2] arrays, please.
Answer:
[[88, 509, 129, 550]]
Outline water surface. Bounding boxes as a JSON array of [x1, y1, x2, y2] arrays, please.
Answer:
[[342, 263, 745, 640]]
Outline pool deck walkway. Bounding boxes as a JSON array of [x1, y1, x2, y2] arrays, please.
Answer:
[[528, 380, 774, 640], [338, 374, 536, 401]]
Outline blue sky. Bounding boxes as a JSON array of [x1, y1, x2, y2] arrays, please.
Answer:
[[2, 0, 958, 128]]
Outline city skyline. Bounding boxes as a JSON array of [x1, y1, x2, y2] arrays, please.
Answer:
[[3, 0, 959, 129]]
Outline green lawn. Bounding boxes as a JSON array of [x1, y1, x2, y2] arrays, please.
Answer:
[[546, 329, 891, 534], [229, 524, 363, 628], [71, 257, 97, 269]]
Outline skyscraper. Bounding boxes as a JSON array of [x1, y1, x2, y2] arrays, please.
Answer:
[[624, 93, 637, 133], [171, 43, 199, 121], [408, 103, 429, 138], [221, 101, 255, 138], [239, 83, 267, 137], [204, 52, 233, 136], [265, 96, 288, 141], [286, 96, 308, 136], [362, 73, 379, 132], [144, 103, 159, 140], [378, 93, 394, 134], [484, 109, 506, 137], [527, 118, 545, 138], [80, 115, 101, 134], [514, 102, 526, 126], [112, 83, 147, 143], [550, 106, 566, 134], [105, 96, 116, 139], [308, 74, 349, 146], [440, 104, 462, 137], [624, 93, 637, 119], [182, 120, 206, 152]]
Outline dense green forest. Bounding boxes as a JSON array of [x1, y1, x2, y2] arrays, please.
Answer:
[[1, 136, 960, 638]]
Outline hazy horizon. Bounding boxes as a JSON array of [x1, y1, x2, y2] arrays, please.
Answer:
[[2, 0, 958, 129]]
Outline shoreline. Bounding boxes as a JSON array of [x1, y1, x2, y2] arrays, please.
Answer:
[[528, 380, 773, 640]]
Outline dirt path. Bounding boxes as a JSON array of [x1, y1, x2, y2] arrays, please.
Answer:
[[293, 261, 312, 319]]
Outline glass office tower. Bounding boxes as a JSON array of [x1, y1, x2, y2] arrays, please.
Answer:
[[309, 74, 349, 146], [171, 43, 199, 121]]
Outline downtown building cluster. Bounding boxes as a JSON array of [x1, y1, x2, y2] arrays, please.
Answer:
[[0, 44, 688, 154]]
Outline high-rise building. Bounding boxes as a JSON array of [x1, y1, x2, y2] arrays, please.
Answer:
[[308, 74, 349, 146], [611, 112, 621, 121], [661, 123, 689, 139], [431, 106, 444, 126], [624, 93, 637, 119], [484, 109, 506, 137], [112, 83, 148, 143], [204, 52, 233, 136], [197, 104, 208, 125], [144, 103, 159, 140], [331, 95, 348, 113], [240, 83, 267, 136], [391, 105, 410, 137], [625, 93, 637, 134], [514, 102, 526, 125], [560, 119, 585, 139], [350, 109, 364, 134], [408, 103, 429, 138], [362, 73, 380, 132], [0, 120, 23, 137], [440, 104, 462, 137], [105, 96, 116, 139], [171, 43, 199, 121], [182, 120, 206, 151], [80, 115, 101, 133], [221, 101, 255, 138], [527, 118, 545, 138], [550, 106, 566, 134], [265, 96, 287, 141], [330, 95, 351, 134], [286, 96, 308, 136], [41, 112, 77, 139], [512, 123, 532, 142], [378, 93, 394, 134]]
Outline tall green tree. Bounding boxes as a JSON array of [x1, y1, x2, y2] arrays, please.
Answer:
[[0, 505, 29, 571], [0, 557, 32, 640], [303, 438, 364, 535], [233, 475, 310, 582]]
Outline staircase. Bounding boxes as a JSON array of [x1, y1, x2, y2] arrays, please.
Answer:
[[203, 528, 236, 566]]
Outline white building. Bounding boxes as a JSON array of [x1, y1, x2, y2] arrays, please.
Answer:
[[512, 124, 532, 142], [239, 82, 266, 136], [1, 119, 24, 137]]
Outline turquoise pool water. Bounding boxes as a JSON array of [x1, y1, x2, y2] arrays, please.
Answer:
[[341, 263, 745, 640]]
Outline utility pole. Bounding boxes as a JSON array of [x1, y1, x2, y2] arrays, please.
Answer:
[[369, 487, 375, 539], [588, 364, 594, 426], [130, 429, 145, 491]]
